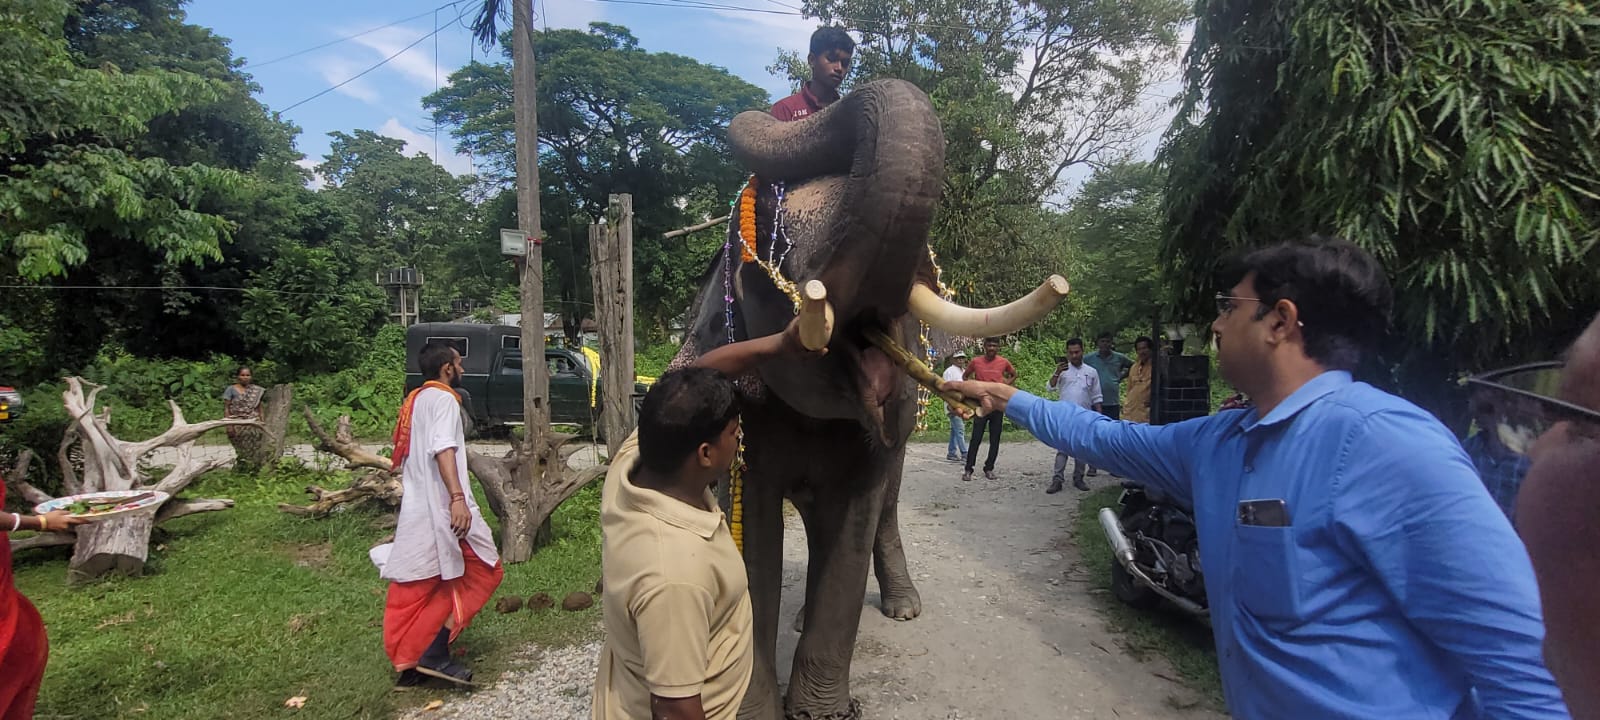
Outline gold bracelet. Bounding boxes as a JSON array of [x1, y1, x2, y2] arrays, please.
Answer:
[[38, 515, 48, 532]]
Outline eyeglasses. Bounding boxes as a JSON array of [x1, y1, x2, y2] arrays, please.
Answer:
[[1465, 361, 1600, 456], [1215, 294, 1262, 316]]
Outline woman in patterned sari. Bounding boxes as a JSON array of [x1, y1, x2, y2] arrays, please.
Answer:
[[222, 367, 268, 470]]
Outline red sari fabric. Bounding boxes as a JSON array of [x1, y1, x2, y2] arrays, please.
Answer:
[[0, 481, 47, 719], [382, 541, 503, 670]]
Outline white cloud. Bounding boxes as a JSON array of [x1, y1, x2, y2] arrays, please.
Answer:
[[350, 26, 441, 89], [377, 117, 476, 176], [294, 157, 327, 190], [318, 56, 381, 103]]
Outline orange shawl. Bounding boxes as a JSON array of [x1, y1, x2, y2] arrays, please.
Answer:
[[390, 381, 461, 472]]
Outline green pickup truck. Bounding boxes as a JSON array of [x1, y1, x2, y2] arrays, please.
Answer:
[[403, 323, 650, 435]]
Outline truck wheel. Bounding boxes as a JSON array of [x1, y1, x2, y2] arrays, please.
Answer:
[[1110, 561, 1161, 610]]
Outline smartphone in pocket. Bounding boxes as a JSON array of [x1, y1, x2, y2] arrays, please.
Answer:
[[1238, 498, 1290, 527]]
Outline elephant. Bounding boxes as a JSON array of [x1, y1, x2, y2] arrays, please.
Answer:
[[670, 79, 1067, 719]]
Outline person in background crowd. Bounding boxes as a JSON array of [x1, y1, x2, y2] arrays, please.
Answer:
[[945, 237, 1567, 719], [1510, 311, 1600, 719], [1461, 389, 1532, 521], [1083, 333, 1133, 477], [1045, 338, 1101, 493], [1122, 336, 1155, 423], [376, 342, 503, 688], [1, 483, 91, 718], [961, 337, 1016, 482], [943, 351, 970, 462], [771, 27, 855, 122]]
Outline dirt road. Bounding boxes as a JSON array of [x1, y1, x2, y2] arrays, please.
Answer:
[[405, 439, 1226, 719], [772, 439, 1224, 719]]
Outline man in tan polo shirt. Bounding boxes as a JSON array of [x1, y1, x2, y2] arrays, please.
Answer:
[[594, 320, 821, 720]]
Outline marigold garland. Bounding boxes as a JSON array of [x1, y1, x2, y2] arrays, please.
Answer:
[[739, 177, 758, 263], [729, 436, 747, 554]]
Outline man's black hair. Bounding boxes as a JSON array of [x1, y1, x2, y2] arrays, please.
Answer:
[[1096, 332, 1113, 342], [637, 367, 742, 475], [419, 341, 458, 380], [1134, 336, 1154, 349], [1066, 337, 1084, 349], [810, 26, 855, 57], [983, 337, 1000, 345], [1228, 235, 1393, 372]]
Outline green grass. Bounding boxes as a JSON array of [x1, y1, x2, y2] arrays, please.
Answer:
[[1072, 486, 1225, 710], [13, 463, 603, 720]]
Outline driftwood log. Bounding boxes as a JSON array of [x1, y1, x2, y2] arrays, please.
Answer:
[[7, 378, 261, 583], [277, 408, 400, 517]]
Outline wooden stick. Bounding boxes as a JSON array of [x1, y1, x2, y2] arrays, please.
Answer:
[[797, 281, 835, 352], [862, 328, 979, 416], [663, 215, 730, 239]]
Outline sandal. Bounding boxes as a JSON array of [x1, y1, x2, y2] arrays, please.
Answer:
[[416, 659, 476, 687]]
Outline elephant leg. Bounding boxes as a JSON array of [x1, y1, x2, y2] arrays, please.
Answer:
[[872, 450, 921, 621], [737, 441, 788, 720], [784, 437, 883, 720]]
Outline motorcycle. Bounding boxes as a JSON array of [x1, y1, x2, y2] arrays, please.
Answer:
[[1097, 481, 1210, 620]]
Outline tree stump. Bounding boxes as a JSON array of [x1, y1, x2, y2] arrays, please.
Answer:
[[234, 383, 293, 472], [7, 378, 261, 584]]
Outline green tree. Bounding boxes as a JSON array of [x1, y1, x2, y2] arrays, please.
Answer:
[[1061, 161, 1168, 339], [0, 0, 239, 280], [239, 245, 385, 372], [1162, 0, 1600, 414], [1, 0, 336, 378], [424, 23, 769, 336], [799, 0, 1188, 311]]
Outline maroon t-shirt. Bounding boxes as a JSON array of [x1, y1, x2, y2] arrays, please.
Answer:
[[771, 83, 830, 121]]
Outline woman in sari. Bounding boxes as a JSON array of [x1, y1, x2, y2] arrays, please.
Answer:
[[223, 367, 268, 470], [2, 479, 90, 717]]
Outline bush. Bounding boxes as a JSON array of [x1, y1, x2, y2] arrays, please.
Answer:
[[0, 326, 410, 474]]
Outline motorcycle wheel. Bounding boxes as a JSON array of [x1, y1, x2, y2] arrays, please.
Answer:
[[1110, 561, 1162, 610]]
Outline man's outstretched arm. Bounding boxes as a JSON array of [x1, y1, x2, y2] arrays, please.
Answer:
[[691, 316, 823, 377], [943, 380, 1199, 504]]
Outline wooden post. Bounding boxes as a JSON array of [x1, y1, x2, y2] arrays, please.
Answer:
[[590, 194, 636, 455]]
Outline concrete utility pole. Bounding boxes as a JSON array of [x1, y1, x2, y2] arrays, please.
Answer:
[[590, 194, 636, 455]]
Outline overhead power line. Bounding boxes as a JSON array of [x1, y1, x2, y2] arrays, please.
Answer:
[[0, 284, 369, 300], [243, 1, 465, 70], [275, 3, 472, 116]]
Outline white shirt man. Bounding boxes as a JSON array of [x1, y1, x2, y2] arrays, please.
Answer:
[[1045, 343, 1102, 493], [943, 351, 971, 462]]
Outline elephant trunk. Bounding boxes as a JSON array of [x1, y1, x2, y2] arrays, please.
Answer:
[[728, 79, 945, 326]]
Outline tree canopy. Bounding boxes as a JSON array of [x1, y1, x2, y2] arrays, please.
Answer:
[[425, 23, 768, 338], [799, 0, 1187, 312], [1162, 0, 1600, 384]]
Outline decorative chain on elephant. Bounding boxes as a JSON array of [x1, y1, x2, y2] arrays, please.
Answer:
[[672, 79, 1069, 720]]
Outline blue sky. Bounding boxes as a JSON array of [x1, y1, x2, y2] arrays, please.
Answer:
[[186, 0, 821, 179], [185, 0, 1178, 192]]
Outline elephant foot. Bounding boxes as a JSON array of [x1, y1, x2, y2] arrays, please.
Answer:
[[792, 605, 806, 633], [879, 582, 921, 621], [785, 697, 862, 720]]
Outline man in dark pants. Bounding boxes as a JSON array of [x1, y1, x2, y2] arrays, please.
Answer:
[[961, 338, 1016, 481]]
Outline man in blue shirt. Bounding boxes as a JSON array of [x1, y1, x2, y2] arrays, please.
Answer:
[[1461, 389, 1533, 520], [945, 237, 1568, 719]]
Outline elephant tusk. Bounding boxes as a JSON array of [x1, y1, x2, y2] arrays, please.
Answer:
[[798, 280, 835, 352], [908, 275, 1070, 337]]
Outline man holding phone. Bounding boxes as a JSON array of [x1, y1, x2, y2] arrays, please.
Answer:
[[945, 238, 1566, 719]]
